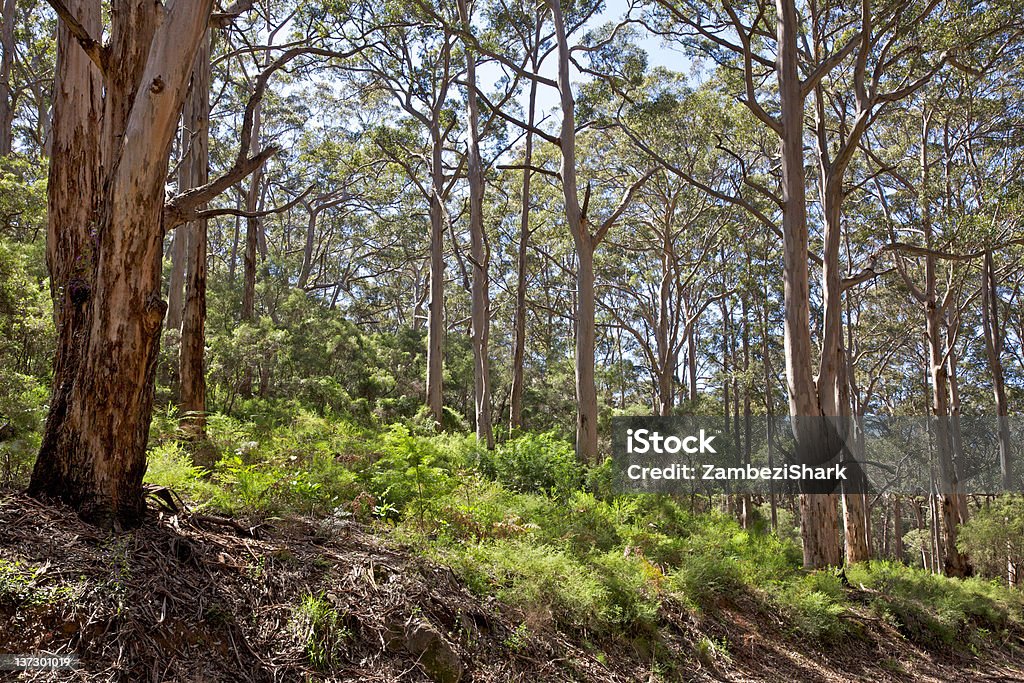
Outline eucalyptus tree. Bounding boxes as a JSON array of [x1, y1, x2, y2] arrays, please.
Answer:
[[867, 92, 983, 576], [31, 0, 231, 526], [0, 0, 16, 155], [599, 170, 731, 416], [178, 33, 212, 437], [347, 0, 465, 428], [455, 0, 494, 446], [504, 0, 549, 432], [30, 0, 363, 526], [641, 0, 969, 566]]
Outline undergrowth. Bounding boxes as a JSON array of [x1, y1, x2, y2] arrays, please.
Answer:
[[142, 409, 1024, 653]]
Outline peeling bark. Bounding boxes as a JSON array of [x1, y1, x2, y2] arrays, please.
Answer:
[[30, 0, 216, 528]]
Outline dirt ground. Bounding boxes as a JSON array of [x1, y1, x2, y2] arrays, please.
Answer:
[[0, 490, 1022, 682]]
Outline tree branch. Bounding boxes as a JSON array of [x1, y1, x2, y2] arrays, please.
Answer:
[[45, 0, 106, 74], [164, 146, 278, 227]]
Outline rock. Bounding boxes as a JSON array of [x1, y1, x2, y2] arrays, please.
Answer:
[[403, 618, 463, 683]]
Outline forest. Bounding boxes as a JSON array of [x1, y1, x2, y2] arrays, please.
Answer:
[[1, 0, 1024, 679]]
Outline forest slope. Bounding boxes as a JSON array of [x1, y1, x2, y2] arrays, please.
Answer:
[[1, 485, 1023, 682]]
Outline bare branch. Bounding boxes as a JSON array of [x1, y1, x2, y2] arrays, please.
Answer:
[[45, 0, 106, 74], [193, 185, 313, 221], [164, 146, 278, 227], [593, 168, 657, 244]]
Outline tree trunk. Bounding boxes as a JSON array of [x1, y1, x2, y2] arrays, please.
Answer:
[[762, 279, 778, 531], [893, 494, 904, 562], [686, 320, 698, 401], [777, 0, 841, 568], [297, 203, 318, 289], [165, 226, 187, 331], [655, 223, 674, 416], [31, 0, 104, 517], [31, 0, 215, 529], [575, 240, 599, 462], [426, 123, 445, 427], [241, 98, 263, 322], [178, 32, 210, 438], [547, 0, 598, 462], [926, 306, 970, 576], [918, 111, 969, 577], [0, 0, 16, 155], [458, 0, 492, 449], [509, 20, 541, 434], [981, 251, 1012, 490], [741, 290, 752, 528]]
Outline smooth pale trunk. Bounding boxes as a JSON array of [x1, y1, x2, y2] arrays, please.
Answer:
[[425, 125, 445, 427], [458, 0, 493, 448], [509, 69, 538, 433], [547, 0, 599, 462], [241, 98, 262, 321], [686, 322, 698, 402], [982, 252, 1012, 490], [655, 227, 673, 416], [926, 307, 970, 576], [165, 228, 187, 331], [297, 206, 319, 289]]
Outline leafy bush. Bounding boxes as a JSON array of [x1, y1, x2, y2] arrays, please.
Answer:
[[847, 561, 1024, 647], [958, 496, 1024, 582], [489, 432, 582, 496], [774, 572, 849, 643], [0, 373, 47, 486], [291, 592, 349, 670], [445, 539, 614, 630], [144, 441, 218, 503], [366, 425, 459, 524]]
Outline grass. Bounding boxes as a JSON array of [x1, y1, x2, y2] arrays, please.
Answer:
[[291, 591, 350, 670]]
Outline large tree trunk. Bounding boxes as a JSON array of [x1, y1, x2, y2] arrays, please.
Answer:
[[0, 0, 16, 155], [458, 0, 492, 448], [925, 306, 970, 576], [31, 0, 104, 517], [178, 32, 210, 438], [777, 0, 841, 568], [426, 124, 445, 427], [31, 0, 215, 529]]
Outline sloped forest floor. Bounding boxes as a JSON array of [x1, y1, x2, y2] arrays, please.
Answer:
[[1, 491, 1023, 682]]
